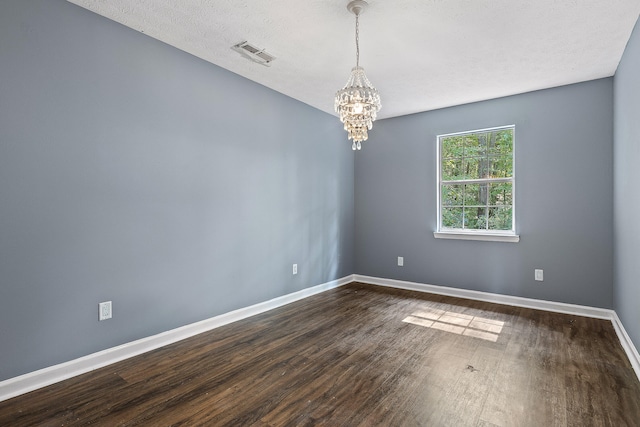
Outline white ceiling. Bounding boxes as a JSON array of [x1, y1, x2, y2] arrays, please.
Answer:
[[68, 0, 640, 120]]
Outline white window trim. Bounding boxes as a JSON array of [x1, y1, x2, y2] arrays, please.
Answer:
[[435, 125, 519, 243], [433, 231, 519, 243]]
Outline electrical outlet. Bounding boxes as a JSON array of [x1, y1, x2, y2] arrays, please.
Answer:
[[99, 301, 112, 321], [535, 269, 544, 281], [398, 256, 404, 267], [293, 264, 297, 275]]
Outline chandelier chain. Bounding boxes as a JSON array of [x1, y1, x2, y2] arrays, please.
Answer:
[[355, 14, 360, 68]]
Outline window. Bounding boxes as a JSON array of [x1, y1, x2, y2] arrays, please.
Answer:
[[435, 125, 518, 242]]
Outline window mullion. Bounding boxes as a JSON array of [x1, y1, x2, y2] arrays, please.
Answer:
[[442, 177, 512, 185], [462, 182, 466, 230], [485, 182, 489, 230]]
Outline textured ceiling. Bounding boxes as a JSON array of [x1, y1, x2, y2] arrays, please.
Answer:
[[67, 0, 640, 119]]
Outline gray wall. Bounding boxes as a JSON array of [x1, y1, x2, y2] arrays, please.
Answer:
[[0, 0, 354, 381], [355, 79, 614, 308], [614, 18, 640, 349]]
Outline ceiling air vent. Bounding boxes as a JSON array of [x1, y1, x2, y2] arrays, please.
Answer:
[[232, 41, 275, 67]]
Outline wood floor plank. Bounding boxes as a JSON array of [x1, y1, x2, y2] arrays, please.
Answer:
[[1, 283, 639, 426]]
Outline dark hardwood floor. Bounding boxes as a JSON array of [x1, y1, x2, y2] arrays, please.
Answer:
[[1, 282, 639, 426]]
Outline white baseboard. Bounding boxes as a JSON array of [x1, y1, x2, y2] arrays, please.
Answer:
[[354, 274, 640, 382], [354, 275, 614, 318], [3, 273, 638, 403], [0, 275, 353, 403], [611, 312, 640, 380]]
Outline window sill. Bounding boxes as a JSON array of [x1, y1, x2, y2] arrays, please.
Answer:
[[433, 231, 520, 243]]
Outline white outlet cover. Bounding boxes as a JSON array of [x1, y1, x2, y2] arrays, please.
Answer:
[[535, 269, 544, 281], [99, 301, 112, 321], [398, 257, 404, 267], [292, 264, 297, 275]]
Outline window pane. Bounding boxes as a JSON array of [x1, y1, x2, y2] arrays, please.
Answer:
[[464, 134, 485, 157], [489, 182, 512, 206], [442, 136, 464, 158], [488, 207, 512, 230], [464, 207, 487, 230], [488, 129, 513, 156], [442, 184, 463, 206], [464, 183, 488, 206], [489, 155, 513, 178], [442, 207, 463, 229], [463, 157, 490, 180], [442, 158, 463, 181]]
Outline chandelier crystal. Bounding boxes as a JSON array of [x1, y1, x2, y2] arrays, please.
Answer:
[[334, 1, 381, 151]]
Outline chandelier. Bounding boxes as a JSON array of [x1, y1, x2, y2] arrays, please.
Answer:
[[335, 0, 381, 151]]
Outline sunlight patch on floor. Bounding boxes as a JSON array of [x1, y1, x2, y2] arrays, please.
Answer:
[[403, 308, 505, 342]]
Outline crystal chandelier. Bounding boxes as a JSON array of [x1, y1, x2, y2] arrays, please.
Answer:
[[335, 0, 381, 151]]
